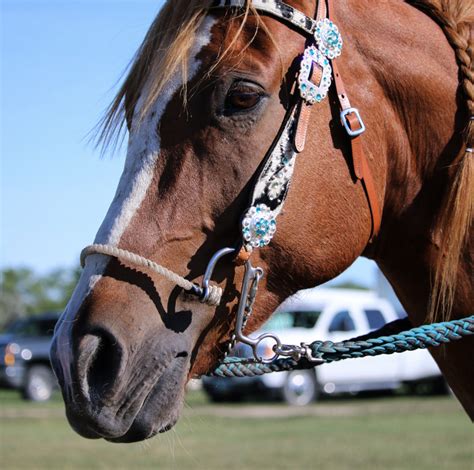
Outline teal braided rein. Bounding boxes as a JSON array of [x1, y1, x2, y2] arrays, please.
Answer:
[[209, 315, 474, 378]]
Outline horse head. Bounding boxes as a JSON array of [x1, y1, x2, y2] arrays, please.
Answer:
[[50, 0, 474, 442]]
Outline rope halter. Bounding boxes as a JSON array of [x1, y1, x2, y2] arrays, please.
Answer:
[[80, 244, 223, 306]]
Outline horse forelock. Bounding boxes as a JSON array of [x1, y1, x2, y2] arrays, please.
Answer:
[[97, 0, 285, 154]]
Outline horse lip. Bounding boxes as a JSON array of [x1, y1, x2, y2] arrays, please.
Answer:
[[66, 407, 112, 440], [70, 354, 188, 442], [104, 425, 158, 443], [105, 415, 178, 443]]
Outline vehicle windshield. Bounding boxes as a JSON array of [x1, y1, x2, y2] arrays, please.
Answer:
[[4, 318, 57, 337], [264, 310, 323, 330]]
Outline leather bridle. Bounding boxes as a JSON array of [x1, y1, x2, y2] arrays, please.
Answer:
[[203, 0, 382, 362], [212, 0, 380, 258], [81, 0, 382, 365]]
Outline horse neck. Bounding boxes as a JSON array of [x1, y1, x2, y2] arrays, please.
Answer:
[[346, 1, 474, 419], [349, 1, 473, 324]]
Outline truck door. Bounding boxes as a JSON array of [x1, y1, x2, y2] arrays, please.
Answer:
[[317, 309, 365, 387], [353, 306, 401, 384]]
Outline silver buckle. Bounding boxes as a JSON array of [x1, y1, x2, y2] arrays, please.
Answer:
[[340, 107, 366, 137]]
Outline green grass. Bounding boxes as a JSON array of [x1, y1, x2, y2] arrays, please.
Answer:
[[0, 390, 472, 470]]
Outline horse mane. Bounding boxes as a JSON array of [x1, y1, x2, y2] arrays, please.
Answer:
[[407, 0, 473, 321]]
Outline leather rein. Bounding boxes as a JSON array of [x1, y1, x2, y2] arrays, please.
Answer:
[[81, 0, 382, 365]]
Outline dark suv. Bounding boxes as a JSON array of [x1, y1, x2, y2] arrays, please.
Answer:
[[0, 313, 59, 401]]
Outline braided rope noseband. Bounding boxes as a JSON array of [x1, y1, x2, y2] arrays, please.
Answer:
[[80, 244, 223, 306]]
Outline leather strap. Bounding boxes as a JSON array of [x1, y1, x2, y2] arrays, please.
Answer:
[[316, 0, 327, 21], [327, 0, 381, 240], [360, 150, 382, 239], [294, 0, 326, 153], [218, 0, 381, 250], [294, 67, 322, 152], [332, 57, 352, 112], [332, 60, 381, 240], [236, 246, 252, 265], [296, 0, 381, 241]]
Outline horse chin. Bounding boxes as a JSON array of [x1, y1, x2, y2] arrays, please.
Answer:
[[107, 361, 188, 443], [67, 356, 189, 443]]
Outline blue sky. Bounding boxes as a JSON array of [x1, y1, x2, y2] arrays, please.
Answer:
[[1, 0, 377, 287]]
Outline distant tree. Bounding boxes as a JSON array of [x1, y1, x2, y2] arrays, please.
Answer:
[[332, 282, 369, 291], [0, 266, 81, 328]]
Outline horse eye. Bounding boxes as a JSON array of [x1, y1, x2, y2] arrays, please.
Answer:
[[225, 84, 264, 113]]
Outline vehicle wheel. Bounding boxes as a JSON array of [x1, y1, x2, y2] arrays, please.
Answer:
[[282, 370, 318, 406], [22, 365, 54, 402]]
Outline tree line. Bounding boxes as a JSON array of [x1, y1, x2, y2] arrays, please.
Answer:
[[0, 267, 81, 329]]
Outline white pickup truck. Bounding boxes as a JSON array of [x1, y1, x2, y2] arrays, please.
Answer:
[[202, 288, 443, 405]]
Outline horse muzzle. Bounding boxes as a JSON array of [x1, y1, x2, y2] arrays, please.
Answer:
[[49, 283, 192, 443]]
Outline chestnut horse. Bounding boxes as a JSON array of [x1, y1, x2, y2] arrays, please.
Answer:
[[50, 0, 473, 442]]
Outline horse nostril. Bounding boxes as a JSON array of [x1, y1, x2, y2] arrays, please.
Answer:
[[77, 330, 123, 402]]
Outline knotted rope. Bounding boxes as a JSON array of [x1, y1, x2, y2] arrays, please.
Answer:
[[210, 315, 474, 377], [80, 244, 223, 306]]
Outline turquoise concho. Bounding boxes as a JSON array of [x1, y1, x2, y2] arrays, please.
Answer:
[[242, 204, 277, 250], [314, 18, 343, 60], [298, 46, 332, 105]]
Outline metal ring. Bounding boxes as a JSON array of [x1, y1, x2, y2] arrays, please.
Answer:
[[252, 334, 282, 364]]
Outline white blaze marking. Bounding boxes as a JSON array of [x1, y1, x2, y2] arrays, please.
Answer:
[[97, 16, 216, 246], [53, 17, 216, 381]]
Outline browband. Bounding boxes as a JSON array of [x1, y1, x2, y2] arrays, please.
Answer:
[[211, 0, 317, 37]]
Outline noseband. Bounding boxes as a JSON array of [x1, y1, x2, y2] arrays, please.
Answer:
[[82, 0, 381, 365]]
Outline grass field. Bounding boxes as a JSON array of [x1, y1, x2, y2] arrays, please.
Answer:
[[0, 389, 472, 470]]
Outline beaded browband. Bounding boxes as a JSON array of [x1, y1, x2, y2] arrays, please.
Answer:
[[212, 0, 320, 36]]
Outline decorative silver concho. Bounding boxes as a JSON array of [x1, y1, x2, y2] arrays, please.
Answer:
[[240, 18, 344, 253], [314, 18, 343, 60], [298, 46, 332, 105], [298, 18, 343, 105], [242, 204, 277, 249]]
